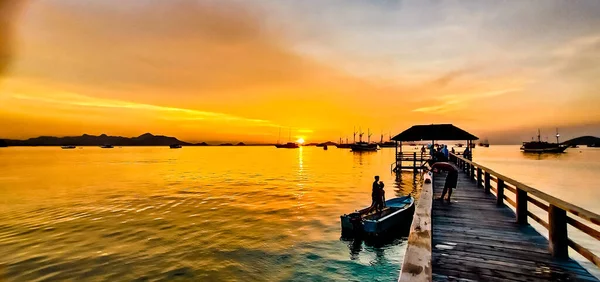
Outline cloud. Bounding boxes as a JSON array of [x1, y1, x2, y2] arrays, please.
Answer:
[[413, 88, 521, 113], [0, 0, 28, 76], [9, 91, 277, 127]]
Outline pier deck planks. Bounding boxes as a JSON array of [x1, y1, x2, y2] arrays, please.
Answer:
[[431, 171, 598, 281]]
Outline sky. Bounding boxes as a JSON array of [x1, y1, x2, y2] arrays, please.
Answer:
[[1, 0, 599, 144]]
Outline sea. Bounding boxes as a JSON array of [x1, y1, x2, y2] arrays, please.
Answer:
[[0, 145, 598, 281]]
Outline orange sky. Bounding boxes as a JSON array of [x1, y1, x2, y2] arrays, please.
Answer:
[[1, 1, 599, 144]]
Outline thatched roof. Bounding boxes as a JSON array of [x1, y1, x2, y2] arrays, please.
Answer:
[[391, 124, 478, 142]]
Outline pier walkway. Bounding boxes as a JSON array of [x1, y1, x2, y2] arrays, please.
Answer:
[[400, 153, 600, 282], [431, 171, 597, 281]]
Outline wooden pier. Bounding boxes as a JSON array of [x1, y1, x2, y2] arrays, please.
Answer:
[[400, 153, 600, 281]]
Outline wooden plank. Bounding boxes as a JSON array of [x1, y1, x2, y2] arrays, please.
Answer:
[[528, 211, 549, 229], [503, 194, 516, 208], [449, 153, 600, 226], [434, 256, 598, 281], [569, 239, 600, 268], [529, 197, 549, 211], [568, 216, 600, 241], [430, 167, 598, 281], [400, 172, 432, 282]]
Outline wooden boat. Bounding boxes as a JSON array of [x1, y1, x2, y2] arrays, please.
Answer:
[[275, 142, 299, 148], [61, 145, 76, 149], [336, 143, 352, 149], [340, 196, 415, 236], [350, 142, 378, 152], [521, 129, 567, 153]]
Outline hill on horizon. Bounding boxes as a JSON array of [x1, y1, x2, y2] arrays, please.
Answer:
[[562, 136, 600, 146], [3, 133, 190, 146]]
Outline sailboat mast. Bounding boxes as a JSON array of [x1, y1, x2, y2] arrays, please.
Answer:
[[353, 126, 357, 143], [556, 128, 560, 144], [537, 129, 541, 142], [359, 127, 363, 142], [278, 128, 281, 144]]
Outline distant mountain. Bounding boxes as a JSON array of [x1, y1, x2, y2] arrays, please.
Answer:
[[562, 136, 600, 146], [4, 133, 191, 146]]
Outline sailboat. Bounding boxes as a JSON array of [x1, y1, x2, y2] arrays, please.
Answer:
[[520, 129, 567, 153], [378, 132, 397, 148], [350, 128, 378, 152], [336, 129, 356, 149], [275, 128, 299, 149]]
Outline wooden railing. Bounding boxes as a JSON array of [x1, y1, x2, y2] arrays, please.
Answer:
[[449, 153, 600, 267]]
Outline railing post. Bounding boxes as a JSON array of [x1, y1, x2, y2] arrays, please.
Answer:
[[470, 163, 475, 181], [549, 204, 568, 259], [496, 179, 504, 206], [477, 168, 483, 187], [516, 188, 528, 225], [484, 172, 490, 194]]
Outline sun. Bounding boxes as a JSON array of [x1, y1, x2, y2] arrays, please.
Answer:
[[296, 138, 305, 144]]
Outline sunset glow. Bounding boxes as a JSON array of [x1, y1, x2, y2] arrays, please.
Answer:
[[297, 138, 305, 145], [1, 1, 600, 144]]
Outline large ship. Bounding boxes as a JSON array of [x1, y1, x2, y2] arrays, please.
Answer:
[[520, 129, 567, 153], [275, 142, 299, 149], [350, 129, 378, 152]]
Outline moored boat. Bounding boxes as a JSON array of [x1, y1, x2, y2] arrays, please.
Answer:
[[100, 144, 114, 148], [169, 144, 182, 149], [351, 129, 378, 152], [521, 129, 567, 153], [341, 196, 415, 236], [350, 142, 378, 152], [275, 142, 299, 148], [61, 145, 76, 149]]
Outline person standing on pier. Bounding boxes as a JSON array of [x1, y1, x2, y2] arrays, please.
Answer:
[[425, 160, 459, 203]]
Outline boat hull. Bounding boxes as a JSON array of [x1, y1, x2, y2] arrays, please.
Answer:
[[341, 196, 415, 236], [521, 146, 567, 153], [350, 143, 378, 152]]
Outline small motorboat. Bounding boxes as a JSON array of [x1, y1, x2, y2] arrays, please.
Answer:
[[341, 196, 415, 236]]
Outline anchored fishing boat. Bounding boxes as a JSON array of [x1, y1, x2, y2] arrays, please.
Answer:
[[350, 129, 378, 152], [341, 196, 415, 236]]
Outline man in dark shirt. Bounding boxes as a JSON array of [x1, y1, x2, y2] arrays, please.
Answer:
[[425, 161, 459, 202]]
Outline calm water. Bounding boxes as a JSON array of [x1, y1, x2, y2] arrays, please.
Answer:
[[0, 146, 599, 281], [0, 147, 419, 281]]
